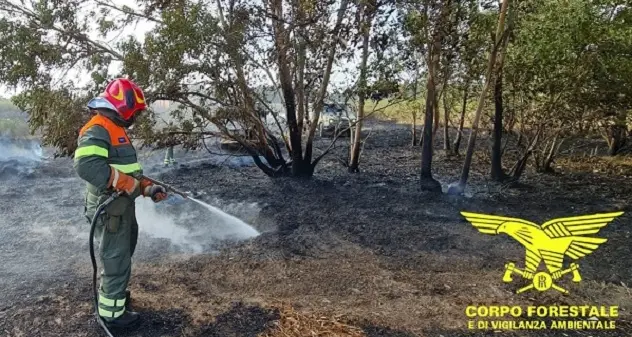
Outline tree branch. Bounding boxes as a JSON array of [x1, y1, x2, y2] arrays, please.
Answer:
[[95, 1, 164, 24]]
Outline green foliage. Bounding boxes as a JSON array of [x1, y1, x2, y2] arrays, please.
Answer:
[[12, 87, 89, 156], [504, 0, 632, 136], [0, 0, 367, 174], [1, 0, 631, 170]]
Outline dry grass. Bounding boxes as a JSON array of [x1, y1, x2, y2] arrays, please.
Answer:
[[363, 97, 481, 127], [557, 155, 632, 176], [259, 305, 365, 337], [123, 236, 632, 337]]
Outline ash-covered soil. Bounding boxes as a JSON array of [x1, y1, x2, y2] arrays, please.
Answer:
[[1, 121, 631, 337]]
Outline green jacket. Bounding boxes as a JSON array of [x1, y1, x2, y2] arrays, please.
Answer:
[[73, 110, 143, 219]]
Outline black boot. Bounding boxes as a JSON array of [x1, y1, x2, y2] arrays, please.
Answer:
[[104, 310, 140, 329], [125, 290, 131, 311]]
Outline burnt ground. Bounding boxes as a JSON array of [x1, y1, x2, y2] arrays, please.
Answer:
[[2, 121, 632, 337]]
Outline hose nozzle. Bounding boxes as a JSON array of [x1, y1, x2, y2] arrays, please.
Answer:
[[141, 175, 188, 199]]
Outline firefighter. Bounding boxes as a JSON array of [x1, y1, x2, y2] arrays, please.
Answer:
[[163, 144, 176, 166], [74, 78, 167, 328]]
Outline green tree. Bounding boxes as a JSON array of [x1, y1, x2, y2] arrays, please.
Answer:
[[0, 0, 360, 177], [402, 0, 460, 192], [448, 0, 511, 195], [503, 0, 632, 178], [451, 1, 493, 155]]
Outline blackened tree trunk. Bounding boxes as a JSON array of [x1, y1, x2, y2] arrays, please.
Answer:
[[490, 70, 506, 181], [419, 0, 451, 192], [453, 83, 469, 154], [411, 64, 419, 146], [412, 110, 418, 146], [511, 130, 540, 180], [607, 124, 628, 156], [432, 93, 440, 142], [420, 79, 441, 190], [490, 0, 515, 181], [296, 33, 307, 133], [304, 91, 310, 131], [449, 0, 510, 195], [271, 0, 310, 176], [443, 90, 451, 152], [542, 135, 562, 172]]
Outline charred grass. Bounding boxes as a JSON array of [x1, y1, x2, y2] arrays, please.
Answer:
[[2, 124, 632, 337]]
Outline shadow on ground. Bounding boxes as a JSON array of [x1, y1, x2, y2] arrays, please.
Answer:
[[104, 308, 190, 337], [196, 302, 279, 337]]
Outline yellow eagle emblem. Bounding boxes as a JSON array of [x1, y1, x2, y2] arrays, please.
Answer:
[[461, 211, 624, 294]]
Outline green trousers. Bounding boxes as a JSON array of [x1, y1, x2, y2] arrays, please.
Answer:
[[164, 146, 175, 165], [91, 200, 138, 321]]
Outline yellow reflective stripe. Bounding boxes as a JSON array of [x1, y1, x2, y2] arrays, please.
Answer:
[[99, 294, 126, 307], [74, 145, 108, 159], [98, 307, 125, 318], [110, 163, 142, 173]]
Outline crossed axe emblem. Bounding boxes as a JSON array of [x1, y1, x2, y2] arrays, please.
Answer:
[[502, 262, 582, 294]]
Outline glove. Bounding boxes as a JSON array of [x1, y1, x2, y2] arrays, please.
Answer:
[[108, 169, 139, 195], [140, 179, 167, 202]]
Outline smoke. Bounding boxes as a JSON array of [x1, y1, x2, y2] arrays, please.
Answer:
[[0, 137, 43, 178], [0, 137, 42, 161], [135, 195, 260, 254]]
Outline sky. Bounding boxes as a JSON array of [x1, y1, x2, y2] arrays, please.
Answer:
[[0, 0, 367, 100]]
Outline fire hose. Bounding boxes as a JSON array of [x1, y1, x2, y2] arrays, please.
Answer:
[[89, 176, 187, 337], [139, 176, 189, 199]]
